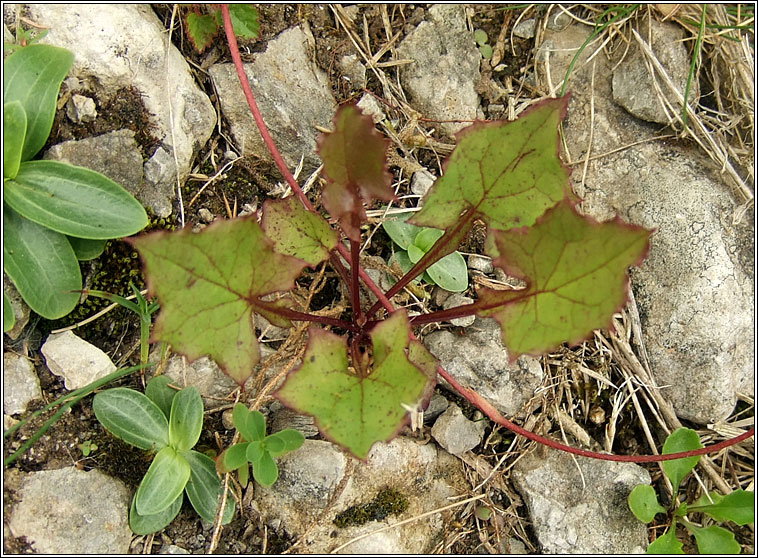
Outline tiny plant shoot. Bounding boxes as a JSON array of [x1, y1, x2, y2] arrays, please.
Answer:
[[131, 98, 651, 460]]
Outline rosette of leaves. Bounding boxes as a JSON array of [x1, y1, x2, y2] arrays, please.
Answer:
[[218, 404, 304, 487], [93, 377, 235, 535], [382, 211, 468, 293], [129, 98, 652, 461], [628, 428, 754, 554], [3, 43, 148, 329]]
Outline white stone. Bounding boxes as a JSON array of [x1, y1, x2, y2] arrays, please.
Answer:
[[65, 93, 97, 123], [3, 352, 41, 415], [41, 331, 116, 391], [410, 169, 436, 197]]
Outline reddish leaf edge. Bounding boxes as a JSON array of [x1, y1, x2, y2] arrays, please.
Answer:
[[218, 3, 754, 463]]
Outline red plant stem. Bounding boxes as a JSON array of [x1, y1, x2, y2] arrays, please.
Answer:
[[350, 239, 363, 325], [220, 5, 392, 314], [220, 5, 754, 463]]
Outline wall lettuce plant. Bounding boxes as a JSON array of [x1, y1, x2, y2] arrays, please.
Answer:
[[629, 428, 754, 553], [3, 43, 148, 328], [93, 377, 235, 534], [128, 97, 655, 460]]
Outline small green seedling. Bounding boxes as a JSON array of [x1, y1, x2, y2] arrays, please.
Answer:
[[81, 282, 160, 367], [218, 404, 304, 487], [77, 440, 98, 457], [628, 427, 754, 554], [3, 43, 148, 326], [93, 377, 235, 535], [184, 4, 259, 53], [474, 29, 493, 59], [382, 212, 468, 293]]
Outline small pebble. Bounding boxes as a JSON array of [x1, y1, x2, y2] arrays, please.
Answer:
[[198, 208, 214, 223]]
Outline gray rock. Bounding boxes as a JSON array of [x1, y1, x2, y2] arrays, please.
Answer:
[[209, 26, 337, 177], [3, 279, 30, 340], [65, 93, 97, 123], [41, 331, 116, 391], [3, 352, 41, 415], [44, 129, 144, 199], [338, 54, 366, 90], [396, 5, 481, 137], [8, 467, 132, 554], [513, 19, 537, 39], [160, 355, 239, 411], [357, 93, 385, 124], [268, 401, 320, 439], [424, 317, 543, 417], [431, 403, 485, 455], [441, 293, 475, 328], [467, 254, 493, 274], [537, 23, 754, 423], [511, 448, 650, 553], [546, 9, 572, 32], [254, 437, 468, 553], [411, 168, 436, 198], [422, 391, 449, 425], [612, 14, 697, 124], [26, 4, 216, 217]]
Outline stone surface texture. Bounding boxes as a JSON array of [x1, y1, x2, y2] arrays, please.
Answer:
[[41, 331, 116, 391], [3, 352, 41, 416]]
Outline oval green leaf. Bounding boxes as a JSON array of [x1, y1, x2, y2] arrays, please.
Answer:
[[222, 442, 250, 472], [3, 44, 74, 161], [246, 440, 266, 464], [129, 492, 182, 536], [413, 228, 444, 252], [662, 428, 702, 490], [382, 212, 423, 250], [252, 451, 279, 487], [4, 160, 148, 239], [4, 100, 27, 178], [628, 485, 666, 523], [4, 205, 81, 319], [169, 387, 204, 453], [647, 526, 684, 554], [68, 237, 107, 261], [688, 524, 741, 554], [93, 388, 169, 451], [136, 446, 191, 516], [426, 251, 468, 292], [4, 291, 16, 333], [407, 243, 425, 264], [266, 429, 305, 458], [145, 375, 178, 420], [264, 434, 286, 455], [691, 490, 754, 526], [184, 450, 235, 524], [228, 4, 260, 39]]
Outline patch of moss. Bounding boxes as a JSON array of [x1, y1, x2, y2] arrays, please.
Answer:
[[333, 487, 409, 528]]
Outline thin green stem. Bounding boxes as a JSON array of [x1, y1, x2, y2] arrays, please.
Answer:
[[682, 5, 707, 130]]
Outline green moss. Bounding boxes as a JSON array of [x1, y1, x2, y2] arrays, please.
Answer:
[[333, 487, 409, 528]]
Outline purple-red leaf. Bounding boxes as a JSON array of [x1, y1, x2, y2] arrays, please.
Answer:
[[318, 103, 394, 241], [130, 217, 308, 385]]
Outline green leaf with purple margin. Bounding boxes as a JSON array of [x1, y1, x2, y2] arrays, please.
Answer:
[[318, 103, 394, 241], [130, 216, 308, 385], [275, 311, 436, 459], [478, 198, 651, 360]]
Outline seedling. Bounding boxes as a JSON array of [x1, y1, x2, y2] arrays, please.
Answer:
[[628, 428, 754, 554], [474, 29, 493, 59], [217, 404, 304, 487], [77, 440, 98, 457], [93, 377, 235, 534], [382, 211, 468, 292], [3, 43, 148, 327]]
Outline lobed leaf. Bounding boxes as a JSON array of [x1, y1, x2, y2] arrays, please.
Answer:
[[661, 428, 702, 490], [93, 388, 169, 451], [226, 4, 261, 39], [168, 387, 204, 453], [275, 311, 436, 459], [4, 160, 148, 239], [318, 103, 394, 240], [261, 196, 338, 266], [691, 490, 754, 526], [186, 12, 218, 53], [410, 96, 574, 235], [628, 485, 666, 523], [135, 446, 191, 516], [478, 198, 651, 360], [184, 450, 235, 524], [130, 216, 308, 385], [687, 524, 741, 554]]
